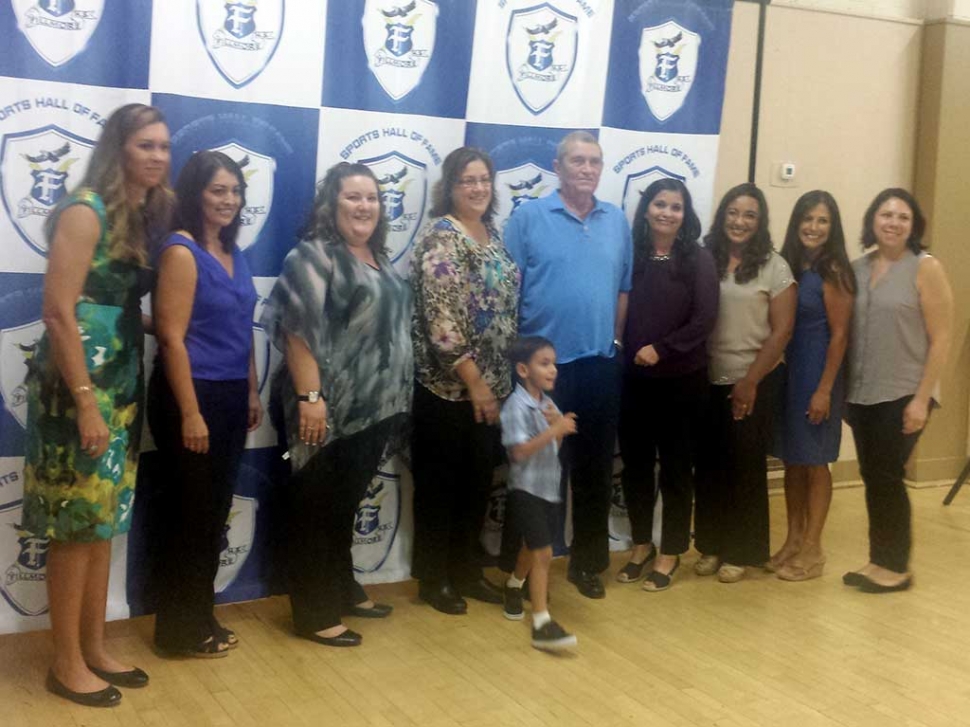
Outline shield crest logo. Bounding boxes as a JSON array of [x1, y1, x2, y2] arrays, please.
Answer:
[[479, 468, 508, 557], [11, 0, 103, 67], [196, 0, 285, 89], [639, 21, 701, 122], [362, 0, 439, 101], [214, 494, 256, 594], [0, 319, 45, 429], [621, 165, 687, 225], [352, 464, 401, 573], [494, 162, 557, 226], [0, 503, 49, 617], [0, 125, 96, 257], [360, 151, 427, 263], [608, 453, 632, 544], [506, 3, 578, 116], [209, 142, 276, 252]]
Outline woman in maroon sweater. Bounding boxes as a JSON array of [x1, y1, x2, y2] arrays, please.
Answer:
[[616, 179, 719, 591]]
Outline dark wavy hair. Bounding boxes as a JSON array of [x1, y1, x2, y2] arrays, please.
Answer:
[[780, 190, 856, 294], [430, 146, 497, 225], [861, 187, 926, 255], [632, 178, 701, 280], [704, 183, 773, 285], [172, 151, 245, 253], [300, 162, 388, 257], [49, 103, 174, 265]]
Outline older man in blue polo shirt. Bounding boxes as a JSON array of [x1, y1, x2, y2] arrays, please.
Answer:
[[504, 130, 632, 599]]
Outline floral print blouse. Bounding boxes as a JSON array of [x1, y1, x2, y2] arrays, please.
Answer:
[[410, 217, 520, 402]]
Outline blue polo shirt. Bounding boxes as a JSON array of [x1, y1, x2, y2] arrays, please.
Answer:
[[504, 191, 632, 364]]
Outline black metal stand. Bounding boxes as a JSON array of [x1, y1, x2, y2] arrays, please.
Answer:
[[943, 458, 970, 505]]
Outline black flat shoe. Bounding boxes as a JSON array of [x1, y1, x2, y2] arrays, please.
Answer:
[[842, 571, 866, 586], [458, 577, 504, 604], [298, 628, 362, 647], [616, 545, 657, 583], [857, 575, 913, 593], [46, 670, 122, 708], [86, 664, 149, 688], [344, 602, 394, 618], [567, 569, 605, 599], [418, 582, 467, 615]]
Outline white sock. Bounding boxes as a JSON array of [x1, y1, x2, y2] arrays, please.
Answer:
[[533, 611, 551, 629], [507, 574, 525, 589]]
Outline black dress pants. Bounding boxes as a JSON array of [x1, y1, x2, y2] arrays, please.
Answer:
[[551, 355, 623, 575], [148, 369, 249, 651], [618, 367, 708, 555], [410, 382, 500, 588], [694, 367, 780, 567], [286, 420, 392, 633], [847, 396, 922, 574]]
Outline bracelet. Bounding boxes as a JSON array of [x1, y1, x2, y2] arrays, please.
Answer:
[[72, 384, 95, 395]]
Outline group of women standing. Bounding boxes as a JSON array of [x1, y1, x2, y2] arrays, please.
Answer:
[[616, 180, 953, 593], [20, 100, 954, 708]]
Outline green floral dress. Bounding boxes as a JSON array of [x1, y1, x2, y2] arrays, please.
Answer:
[[22, 190, 150, 542]]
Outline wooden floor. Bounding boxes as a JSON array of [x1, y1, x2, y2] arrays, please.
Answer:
[[3, 485, 970, 727]]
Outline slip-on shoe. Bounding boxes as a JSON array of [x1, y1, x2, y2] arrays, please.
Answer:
[[87, 664, 149, 688], [567, 569, 605, 599], [298, 628, 362, 647], [857, 574, 913, 593], [418, 582, 467, 615], [458, 577, 504, 604], [46, 670, 122, 708], [344, 602, 394, 619]]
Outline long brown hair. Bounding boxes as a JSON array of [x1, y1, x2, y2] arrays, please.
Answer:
[[704, 183, 773, 285], [56, 103, 174, 265], [780, 190, 856, 294]]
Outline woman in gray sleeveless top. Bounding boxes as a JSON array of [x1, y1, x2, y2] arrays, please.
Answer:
[[843, 188, 953, 593]]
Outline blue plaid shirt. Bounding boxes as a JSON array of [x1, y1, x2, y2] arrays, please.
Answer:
[[500, 384, 562, 503]]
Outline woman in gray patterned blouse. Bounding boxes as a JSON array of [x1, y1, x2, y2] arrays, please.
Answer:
[[261, 162, 413, 647], [410, 147, 520, 615]]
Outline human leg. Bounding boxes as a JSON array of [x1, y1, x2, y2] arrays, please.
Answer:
[[617, 373, 658, 581]]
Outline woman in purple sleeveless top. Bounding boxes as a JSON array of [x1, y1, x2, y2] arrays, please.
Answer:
[[149, 151, 262, 656]]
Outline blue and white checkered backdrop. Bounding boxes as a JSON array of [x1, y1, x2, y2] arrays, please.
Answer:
[[0, 0, 734, 633]]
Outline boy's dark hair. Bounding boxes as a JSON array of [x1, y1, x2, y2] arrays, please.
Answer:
[[509, 336, 555, 381]]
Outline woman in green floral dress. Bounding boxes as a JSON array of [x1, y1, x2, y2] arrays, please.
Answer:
[[22, 104, 173, 708]]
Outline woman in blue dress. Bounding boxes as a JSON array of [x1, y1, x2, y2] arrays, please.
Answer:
[[771, 191, 855, 581]]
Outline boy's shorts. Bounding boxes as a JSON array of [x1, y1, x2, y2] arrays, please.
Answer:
[[507, 489, 560, 551]]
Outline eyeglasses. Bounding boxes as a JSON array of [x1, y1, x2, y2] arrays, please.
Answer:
[[457, 176, 492, 189]]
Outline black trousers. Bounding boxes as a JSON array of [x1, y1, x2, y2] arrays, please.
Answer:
[[847, 396, 922, 574], [286, 420, 392, 633], [148, 369, 249, 651], [552, 355, 622, 575], [694, 367, 781, 567], [410, 382, 499, 587], [619, 367, 708, 555]]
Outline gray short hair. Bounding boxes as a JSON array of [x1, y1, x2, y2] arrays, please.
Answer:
[[556, 130, 600, 165]]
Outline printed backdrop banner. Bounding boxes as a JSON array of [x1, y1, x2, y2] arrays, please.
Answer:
[[0, 0, 734, 634]]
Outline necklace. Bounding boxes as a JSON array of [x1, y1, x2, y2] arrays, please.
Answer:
[[649, 252, 672, 261]]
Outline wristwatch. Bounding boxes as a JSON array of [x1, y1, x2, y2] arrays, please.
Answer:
[[297, 390, 321, 403]]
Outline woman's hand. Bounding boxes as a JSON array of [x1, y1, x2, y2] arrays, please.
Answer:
[[469, 379, 499, 425], [299, 399, 328, 446], [806, 389, 831, 425], [634, 345, 660, 367], [730, 377, 758, 420], [247, 389, 263, 432], [182, 411, 209, 454], [77, 398, 110, 458], [902, 396, 929, 435]]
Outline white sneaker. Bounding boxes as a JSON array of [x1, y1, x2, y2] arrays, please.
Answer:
[[717, 563, 746, 583], [694, 554, 721, 576]]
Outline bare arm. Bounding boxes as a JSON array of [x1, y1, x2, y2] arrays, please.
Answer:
[[284, 333, 327, 446], [731, 284, 796, 419], [42, 205, 110, 457], [614, 292, 629, 344], [509, 412, 576, 462], [904, 257, 954, 434], [247, 342, 263, 432], [455, 358, 499, 425], [807, 279, 853, 424], [154, 244, 210, 453]]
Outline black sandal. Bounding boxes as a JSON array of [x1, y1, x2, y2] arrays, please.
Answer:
[[157, 636, 229, 659], [616, 544, 657, 583], [641, 557, 680, 592]]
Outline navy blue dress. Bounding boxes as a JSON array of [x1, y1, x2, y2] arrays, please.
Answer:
[[775, 269, 843, 464]]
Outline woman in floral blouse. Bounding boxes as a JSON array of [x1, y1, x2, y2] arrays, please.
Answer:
[[410, 147, 520, 615]]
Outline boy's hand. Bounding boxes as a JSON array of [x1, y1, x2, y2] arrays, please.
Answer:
[[555, 412, 578, 436], [541, 404, 561, 427]]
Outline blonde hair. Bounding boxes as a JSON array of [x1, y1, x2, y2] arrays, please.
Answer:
[[55, 103, 174, 265]]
